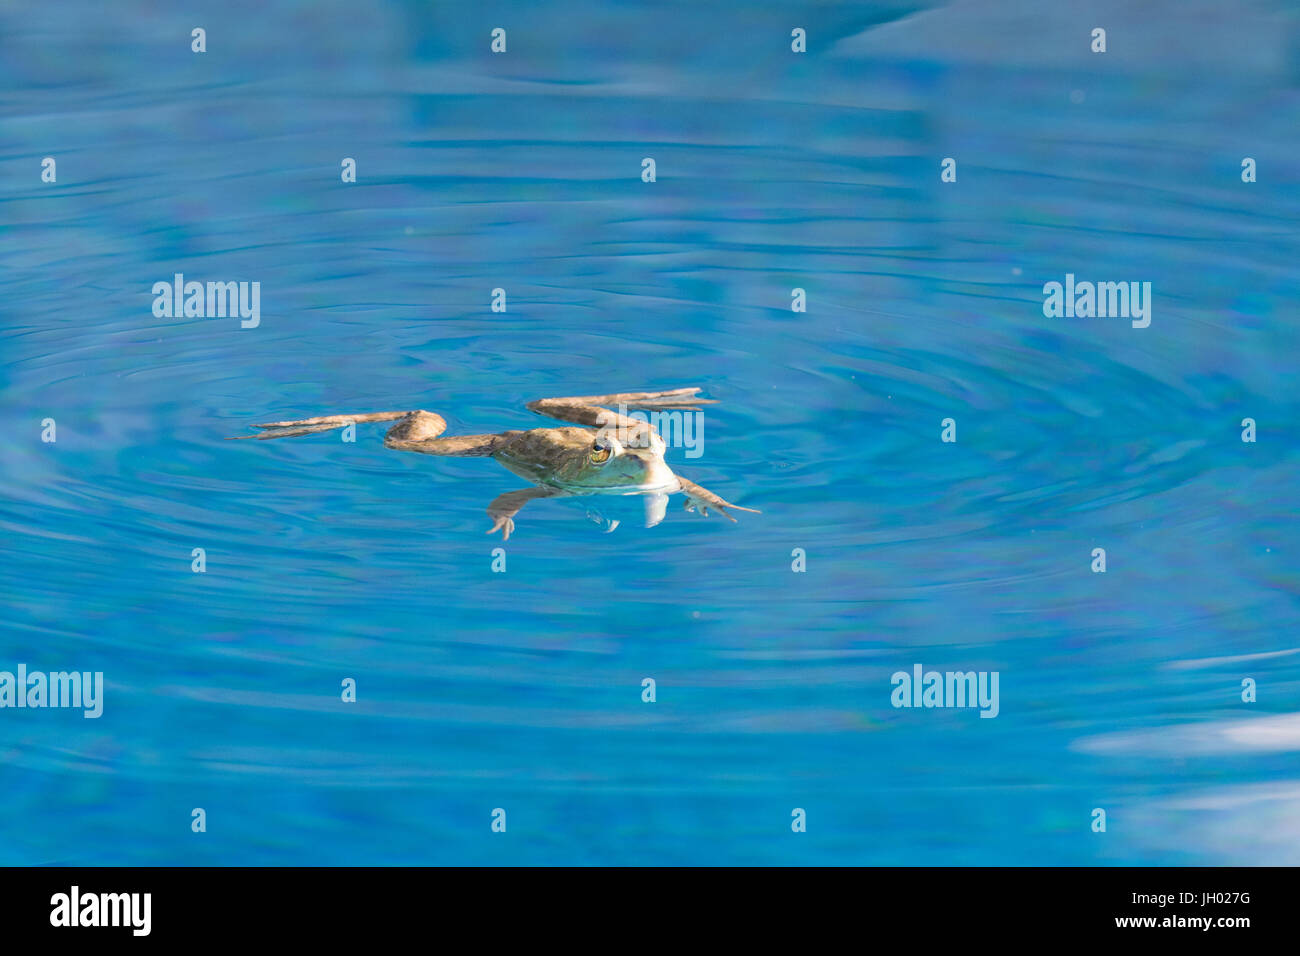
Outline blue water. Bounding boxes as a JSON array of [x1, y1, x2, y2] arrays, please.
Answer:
[[2, 0, 1298, 865]]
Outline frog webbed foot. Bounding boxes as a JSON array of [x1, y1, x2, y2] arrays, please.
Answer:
[[485, 486, 561, 541]]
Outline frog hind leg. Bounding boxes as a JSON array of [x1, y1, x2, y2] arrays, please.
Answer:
[[229, 410, 417, 440], [230, 409, 511, 457], [525, 388, 717, 428]]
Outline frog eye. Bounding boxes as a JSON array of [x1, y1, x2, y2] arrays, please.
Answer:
[[589, 440, 612, 464]]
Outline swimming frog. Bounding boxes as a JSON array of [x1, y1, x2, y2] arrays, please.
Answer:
[[231, 388, 759, 540]]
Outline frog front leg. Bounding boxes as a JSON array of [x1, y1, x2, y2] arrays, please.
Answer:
[[675, 476, 760, 523], [486, 486, 562, 541]]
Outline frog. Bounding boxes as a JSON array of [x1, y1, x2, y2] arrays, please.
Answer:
[[230, 388, 759, 540]]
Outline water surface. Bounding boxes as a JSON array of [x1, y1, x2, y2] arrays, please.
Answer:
[[1, 0, 1298, 865]]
